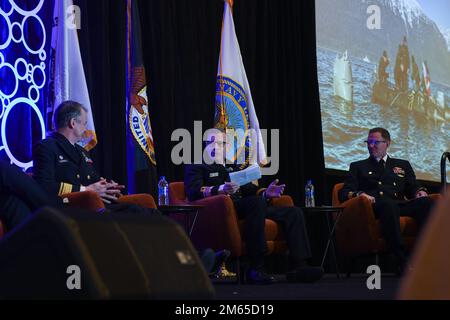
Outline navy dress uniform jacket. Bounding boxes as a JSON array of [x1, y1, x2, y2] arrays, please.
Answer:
[[184, 163, 259, 202], [33, 132, 101, 196], [338, 156, 423, 203]]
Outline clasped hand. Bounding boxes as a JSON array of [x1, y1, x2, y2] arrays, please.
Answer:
[[415, 190, 428, 198], [86, 177, 125, 204]]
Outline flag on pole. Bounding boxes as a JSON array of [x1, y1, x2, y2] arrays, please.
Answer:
[[126, 0, 157, 196], [48, 0, 97, 150], [215, 0, 267, 169]]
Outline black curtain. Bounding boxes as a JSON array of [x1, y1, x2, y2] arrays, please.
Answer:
[[76, 0, 326, 206], [75, 0, 128, 186]]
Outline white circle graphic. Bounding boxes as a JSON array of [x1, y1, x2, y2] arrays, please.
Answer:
[[1, 98, 46, 170], [21, 14, 46, 54], [8, 0, 44, 17], [0, 0, 47, 171], [0, 62, 19, 98], [0, 10, 12, 49]]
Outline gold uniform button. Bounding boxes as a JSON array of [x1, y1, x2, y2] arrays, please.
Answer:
[[76, 174, 80, 179], [369, 171, 373, 175], [87, 175, 91, 180], [393, 182, 396, 186], [378, 181, 382, 185], [379, 191, 384, 196]]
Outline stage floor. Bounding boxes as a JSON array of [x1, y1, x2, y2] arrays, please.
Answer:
[[213, 273, 401, 300]]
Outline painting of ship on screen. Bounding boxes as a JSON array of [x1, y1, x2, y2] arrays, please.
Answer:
[[316, 0, 450, 181]]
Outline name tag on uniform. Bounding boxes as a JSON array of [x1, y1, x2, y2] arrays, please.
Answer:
[[209, 172, 219, 178]]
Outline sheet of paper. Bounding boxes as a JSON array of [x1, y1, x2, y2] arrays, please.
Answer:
[[229, 164, 262, 186]]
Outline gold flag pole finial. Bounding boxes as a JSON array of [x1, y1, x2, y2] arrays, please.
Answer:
[[225, 0, 233, 8]]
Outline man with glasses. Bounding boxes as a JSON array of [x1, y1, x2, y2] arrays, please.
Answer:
[[184, 128, 323, 285], [339, 127, 433, 274]]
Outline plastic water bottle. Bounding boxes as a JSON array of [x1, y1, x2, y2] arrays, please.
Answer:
[[305, 180, 315, 207], [158, 176, 169, 206]]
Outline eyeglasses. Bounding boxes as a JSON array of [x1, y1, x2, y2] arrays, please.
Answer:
[[207, 140, 227, 146], [364, 140, 387, 146]]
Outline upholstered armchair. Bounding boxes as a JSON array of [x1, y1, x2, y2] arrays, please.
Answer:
[[331, 182, 440, 273], [61, 191, 105, 211], [168, 182, 291, 260], [116, 193, 157, 209], [61, 191, 156, 211]]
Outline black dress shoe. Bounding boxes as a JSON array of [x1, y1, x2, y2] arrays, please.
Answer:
[[246, 269, 277, 285], [209, 250, 234, 278], [212, 250, 231, 272], [286, 266, 324, 283]]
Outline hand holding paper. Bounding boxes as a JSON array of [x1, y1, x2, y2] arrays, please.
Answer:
[[229, 164, 262, 186], [219, 182, 240, 195]]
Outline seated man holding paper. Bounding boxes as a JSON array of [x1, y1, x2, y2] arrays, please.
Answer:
[[184, 128, 323, 285]]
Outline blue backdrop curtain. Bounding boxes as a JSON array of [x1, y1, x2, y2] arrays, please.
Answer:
[[0, 0, 52, 171]]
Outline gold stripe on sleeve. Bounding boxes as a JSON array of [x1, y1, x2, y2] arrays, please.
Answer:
[[58, 183, 73, 196]]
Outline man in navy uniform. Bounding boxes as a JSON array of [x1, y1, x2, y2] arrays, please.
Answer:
[[33, 100, 124, 204], [184, 128, 323, 284], [339, 127, 433, 272]]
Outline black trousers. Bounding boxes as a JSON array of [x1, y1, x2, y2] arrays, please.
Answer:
[[233, 195, 311, 269], [0, 161, 57, 231], [373, 196, 434, 255]]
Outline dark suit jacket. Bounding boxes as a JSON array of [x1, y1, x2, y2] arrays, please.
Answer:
[[184, 163, 259, 202], [33, 132, 101, 196], [338, 156, 422, 203]]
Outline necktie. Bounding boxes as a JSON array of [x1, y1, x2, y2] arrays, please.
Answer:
[[379, 159, 385, 174]]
